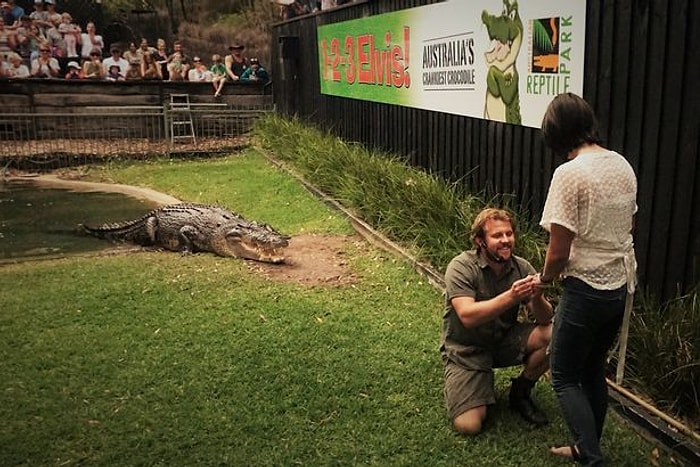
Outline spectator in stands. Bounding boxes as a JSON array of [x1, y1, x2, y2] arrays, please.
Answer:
[[30, 43, 59, 77], [4, 51, 29, 77], [14, 16, 35, 61], [81, 47, 103, 79], [1, 2, 15, 28], [187, 56, 210, 82], [58, 12, 80, 58], [29, 0, 48, 35], [64, 59, 82, 79], [239, 57, 269, 85], [105, 63, 124, 81], [154, 37, 169, 80], [123, 41, 141, 66], [4, 0, 24, 28], [282, 1, 308, 19], [79, 21, 102, 60], [44, 0, 61, 27], [224, 43, 248, 82], [167, 50, 184, 80], [140, 50, 161, 80], [138, 37, 156, 57], [43, 14, 65, 58], [125, 60, 141, 80], [102, 45, 128, 76], [0, 16, 15, 61], [168, 40, 191, 79], [29, 0, 53, 37], [210, 53, 226, 97]]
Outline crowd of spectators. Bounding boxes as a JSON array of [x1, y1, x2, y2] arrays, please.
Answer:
[[0, 0, 270, 96]]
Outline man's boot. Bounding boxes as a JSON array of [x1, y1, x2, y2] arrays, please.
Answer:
[[509, 375, 548, 426]]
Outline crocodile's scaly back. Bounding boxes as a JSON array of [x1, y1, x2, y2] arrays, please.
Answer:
[[82, 203, 290, 263]]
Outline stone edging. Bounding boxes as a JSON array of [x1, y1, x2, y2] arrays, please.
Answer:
[[6, 174, 181, 205]]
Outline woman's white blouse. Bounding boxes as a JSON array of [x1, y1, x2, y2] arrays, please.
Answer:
[[540, 150, 638, 292]]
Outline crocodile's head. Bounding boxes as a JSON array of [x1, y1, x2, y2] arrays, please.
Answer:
[[482, 0, 523, 70], [219, 220, 290, 264]]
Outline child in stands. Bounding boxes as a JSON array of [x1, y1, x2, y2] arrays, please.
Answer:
[[210, 53, 227, 97], [64, 60, 83, 79], [58, 12, 80, 58], [106, 63, 124, 81]]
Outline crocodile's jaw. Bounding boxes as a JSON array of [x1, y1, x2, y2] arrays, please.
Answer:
[[218, 229, 290, 264], [219, 223, 291, 264], [225, 239, 288, 263]]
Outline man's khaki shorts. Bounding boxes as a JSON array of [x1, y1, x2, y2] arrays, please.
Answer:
[[443, 323, 535, 420]]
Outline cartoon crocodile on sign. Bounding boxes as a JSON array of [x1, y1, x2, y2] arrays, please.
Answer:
[[81, 203, 290, 263], [482, 0, 523, 124]]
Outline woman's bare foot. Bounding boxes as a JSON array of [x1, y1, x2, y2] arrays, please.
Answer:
[[550, 446, 572, 459], [549, 445, 579, 460]]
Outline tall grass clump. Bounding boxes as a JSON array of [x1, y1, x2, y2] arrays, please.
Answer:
[[623, 288, 700, 428], [254, 114, 545, 271]]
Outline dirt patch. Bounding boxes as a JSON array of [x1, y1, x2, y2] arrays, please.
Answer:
[[247, 233, 360, 286]]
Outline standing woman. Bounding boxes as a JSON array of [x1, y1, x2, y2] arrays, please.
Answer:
[[535, 93, 637, 466], [79, 21, 103, 60]]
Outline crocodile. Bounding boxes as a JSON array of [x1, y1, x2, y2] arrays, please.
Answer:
[[81, 203, 290, 263], [482, 0, 523, 124]]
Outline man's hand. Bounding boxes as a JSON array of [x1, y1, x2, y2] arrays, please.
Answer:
[[453, 275, 550, 329], [528, 274, 554, 323], [510, 276, 536, 303]]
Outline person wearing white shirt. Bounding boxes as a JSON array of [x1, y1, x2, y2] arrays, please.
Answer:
[[537, 93, 638, 466], [4, 52, 29, 77], [187, 56, 211, 82], [80, 21, 103, 60], [30, 44, 59, 78], [102, 46, 129, 76]]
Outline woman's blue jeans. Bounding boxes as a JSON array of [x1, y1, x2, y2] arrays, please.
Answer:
[[551, 277, 626, 466]]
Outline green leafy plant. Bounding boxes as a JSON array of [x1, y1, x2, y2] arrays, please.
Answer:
[[253, 114, 547, 272], [623, 287, 700, 426]]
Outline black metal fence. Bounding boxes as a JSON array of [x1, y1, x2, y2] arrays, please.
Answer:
[[0, 103, 273, 171], [269, 0, 700, 301]]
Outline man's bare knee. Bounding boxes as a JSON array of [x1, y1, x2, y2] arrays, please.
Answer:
[[453, 406, 486, 435]]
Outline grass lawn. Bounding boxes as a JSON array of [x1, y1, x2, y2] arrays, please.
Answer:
[[0, 152, 681, 465]]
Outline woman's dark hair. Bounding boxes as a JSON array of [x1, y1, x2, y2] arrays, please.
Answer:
[[541, 92, 602, 158]]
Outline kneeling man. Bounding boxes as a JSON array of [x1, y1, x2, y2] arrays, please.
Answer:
[[441, 208, 553, 435]]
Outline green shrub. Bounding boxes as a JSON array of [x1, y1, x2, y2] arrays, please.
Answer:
[[624, 288, 700, 425]]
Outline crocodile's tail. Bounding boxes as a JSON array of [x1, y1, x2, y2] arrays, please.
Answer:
[[80, 211, 155, 245]]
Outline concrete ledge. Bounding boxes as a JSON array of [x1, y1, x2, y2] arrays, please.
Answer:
[[6, 174, 181, 205]]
